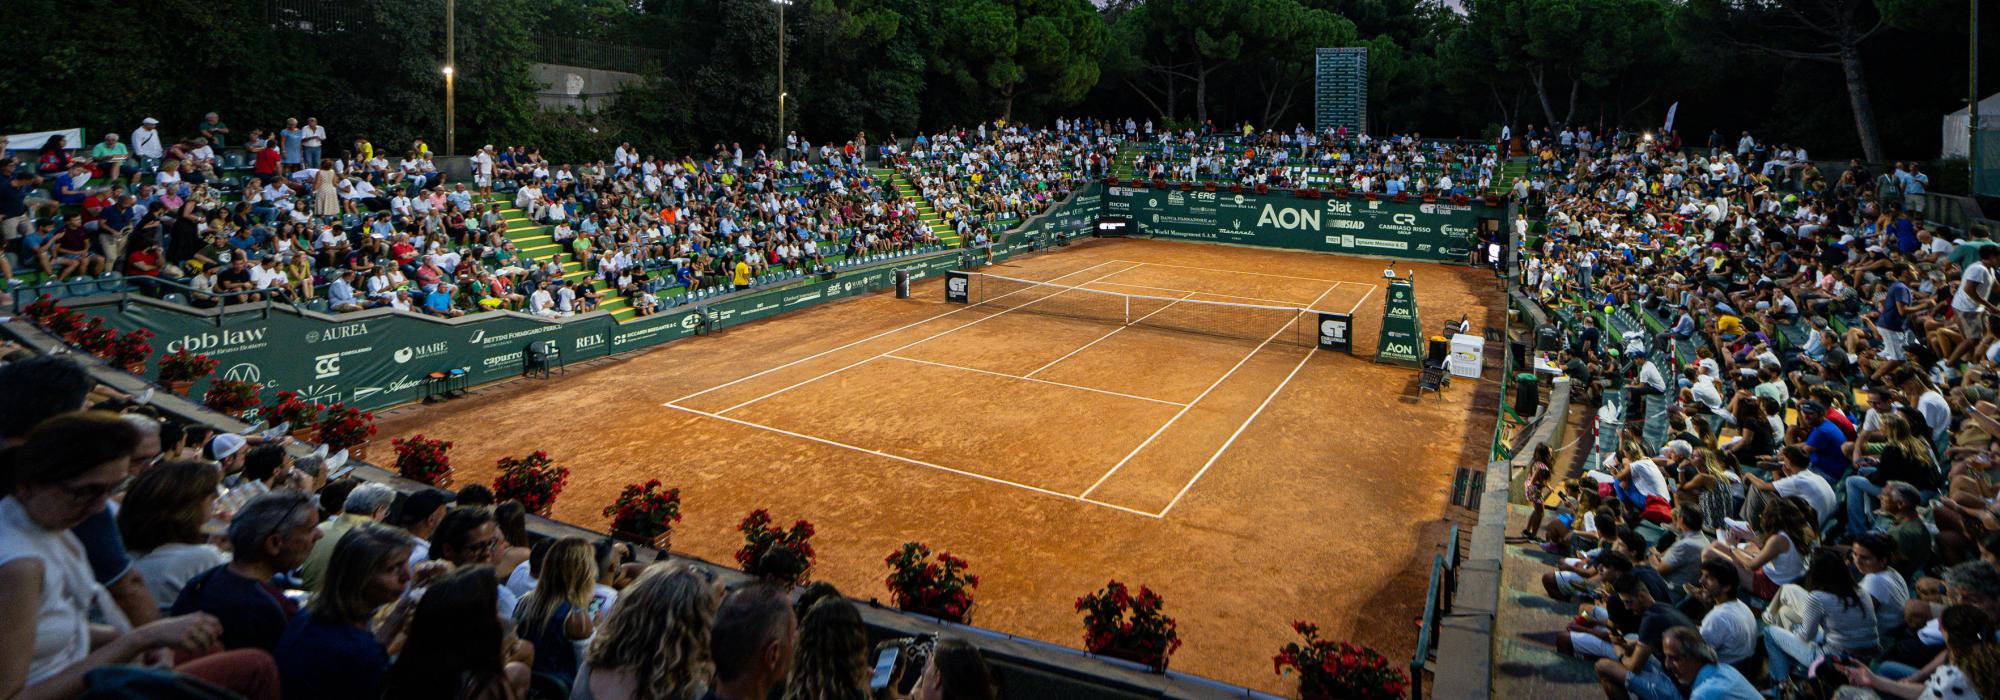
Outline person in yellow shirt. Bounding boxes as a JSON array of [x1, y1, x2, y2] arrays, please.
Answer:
[[1715, 312, 1745, 340], [733, 258, 751, 290]]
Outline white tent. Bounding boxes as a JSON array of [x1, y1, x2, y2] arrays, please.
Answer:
[[1943, 93, 2000, 159]]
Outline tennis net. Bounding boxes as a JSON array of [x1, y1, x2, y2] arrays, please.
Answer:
[[962, 272, 1317, 347]]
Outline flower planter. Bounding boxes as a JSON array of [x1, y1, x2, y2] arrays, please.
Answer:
[[1098, 642, 1170, 673], [165, 379, 195, 397], [612, 527, 672, 552], [897, 599, 974, 625], [412, 468, 454, 489], [344, 442, 370, 464], [290, 428, 317, 444], [123, 361, 147, 376]]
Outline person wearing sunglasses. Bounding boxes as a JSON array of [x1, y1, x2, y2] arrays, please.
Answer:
[[432, 506, 520, 619], [0, 411, 282, 700]]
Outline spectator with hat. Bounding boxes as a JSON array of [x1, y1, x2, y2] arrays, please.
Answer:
[[393, 488, 451, 567]]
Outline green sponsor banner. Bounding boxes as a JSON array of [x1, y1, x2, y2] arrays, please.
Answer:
[[1375, 278, 1422, 367], [1102, 186, 1481, 262], [75, 251, 964, 413], [81, 302, 624, 411]]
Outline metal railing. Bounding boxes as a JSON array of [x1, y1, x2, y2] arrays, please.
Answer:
[[1410, 523, 1461, 699]]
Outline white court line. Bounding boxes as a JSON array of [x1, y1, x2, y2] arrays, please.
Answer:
[[669, 259, 1121, 406], [1156, 313, 1328, 518], [714, 264, 1144, 415], [1088, 281, 1304, 308], [1077, 282, 1343, 500], [1111, 259, 1344, 284], [661, 402, 1163, 519], [1347, 282, 1378, 316], [1023, 291, 1197, 379], [882, 354, 1186, 407]]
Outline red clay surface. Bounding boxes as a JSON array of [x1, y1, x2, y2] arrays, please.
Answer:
[[374, 237, 1503, 692]]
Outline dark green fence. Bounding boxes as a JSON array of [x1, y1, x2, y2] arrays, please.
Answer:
[[1100, 184, 1487, 262]]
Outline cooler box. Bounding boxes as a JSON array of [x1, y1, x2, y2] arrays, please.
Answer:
[[1449, 333, 1485, 379]]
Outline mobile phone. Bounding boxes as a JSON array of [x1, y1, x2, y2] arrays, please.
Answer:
[[868, 645, 900, 691]]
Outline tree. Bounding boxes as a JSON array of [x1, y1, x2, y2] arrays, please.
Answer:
[[1676, 0, 1893, 161], [931, 0, 1107, 121]]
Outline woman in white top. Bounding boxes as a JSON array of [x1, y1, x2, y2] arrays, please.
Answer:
[[1838, 604, 2000, 699], [1709, 494, 1811, 598], [1764, 550, 1880, 681], [0, 412, 276, 699], [1852, 534, 1911, 638], [118, 460, 228, 613]]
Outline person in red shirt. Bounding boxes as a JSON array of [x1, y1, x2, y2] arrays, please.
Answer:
[[253, 145, 282, 183]]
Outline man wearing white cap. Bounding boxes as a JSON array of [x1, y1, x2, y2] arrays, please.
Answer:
[[206, 432, 249, 481], [129, 118, 164, 181], [472, 144, 496, 197]]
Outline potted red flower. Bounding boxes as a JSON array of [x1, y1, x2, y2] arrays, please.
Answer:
[[1363, 191, 1379, 201], [1105, 177, 1120, 186], [1452, 193, 1471, 206], [1076, 581, 1180, 672], [315, 403, 376, 460], [603, 480, 682, 551], [492, 451, 569, 516], [1422, 191, 1438, 203], [391, 434, 453, 487], [202, 379, 263, 418], [1393, 191, 1410, 203], [1254, 183, 1269, 195], [1178, 181, 1193, 192], [101, 329, 154, 374], [1333, 186, 1351, 199], [68, 319, 117, 358], [1274, 621, 1407, 700], [884, 542, 978, 623], [735, 509, 816, 585], [157, 349, 218, 396], [1202, 181, 1217, 192], [1150, 178, 1166, 189], [21, 295, 66, 325], [260, 391, 325, 441], [1229, 183, 1243, 194]]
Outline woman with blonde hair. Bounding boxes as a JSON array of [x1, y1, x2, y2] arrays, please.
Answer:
[[514, 536, 597, 689], [782, 594, 870, 700], [574, 563, 719, 700]]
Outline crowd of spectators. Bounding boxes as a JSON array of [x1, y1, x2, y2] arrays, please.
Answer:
[[0, 115, 999, 321], [0, 350, 1005, 700], [888, 118, 1121, 248], [1120, 118, 1505, 197], [1512, 125, 1983, 700]]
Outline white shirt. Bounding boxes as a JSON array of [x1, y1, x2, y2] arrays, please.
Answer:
[[1773, 470, 1837, 526], [1627, 459, 1672, 501], [301, 125, 326, 147], [130, 127, 164, 158], [0, 498, 101, 684], [506, 561, 537, 599], [1860, 569, 1909, 637], [132, 543, 228, 610], [1700, 599, 1758, 664], [1918, 390, 1952, 443], [1954, 262, 1993, 313]]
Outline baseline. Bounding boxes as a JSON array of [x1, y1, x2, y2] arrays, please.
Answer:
[[661, 402, 1164, 519]]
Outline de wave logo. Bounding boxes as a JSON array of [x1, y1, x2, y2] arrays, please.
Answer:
[[222, 363, 262, 383]]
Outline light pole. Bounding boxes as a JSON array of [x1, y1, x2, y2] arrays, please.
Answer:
[[1972, 0, 1982, 197], [443, 0, 456, 156], [774, 0, 790, 159]]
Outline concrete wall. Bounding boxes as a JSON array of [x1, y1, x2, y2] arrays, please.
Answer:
[[529, 63, 640, 113]]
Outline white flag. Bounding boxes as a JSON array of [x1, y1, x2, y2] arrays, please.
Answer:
[[1664, 102, 1680, 133]]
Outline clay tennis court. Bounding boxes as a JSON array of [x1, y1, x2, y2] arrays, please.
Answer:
[[375, 237, 1503, 691]]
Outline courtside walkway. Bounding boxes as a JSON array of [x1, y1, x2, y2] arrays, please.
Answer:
[[1490, 404, 1600, 700]]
